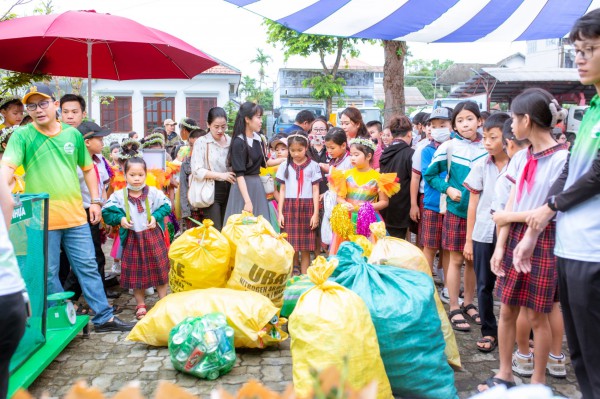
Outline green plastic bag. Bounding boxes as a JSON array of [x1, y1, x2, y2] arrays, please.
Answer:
[[281, 275, 314, 318], [168, 313, 236, 380], [331, 242, 457, 399]]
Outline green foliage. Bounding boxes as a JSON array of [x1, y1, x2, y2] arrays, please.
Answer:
[[375, 99, 385, 113], [224, 101, 238, 133], [251, 48, 272, 91], [404, 58, 454, 100], [239, 75, 273, 110], [302, 74, 345, 101]]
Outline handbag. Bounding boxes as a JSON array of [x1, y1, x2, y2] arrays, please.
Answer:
[[439, 141, 453, 215], [188, 143, 215, 208]]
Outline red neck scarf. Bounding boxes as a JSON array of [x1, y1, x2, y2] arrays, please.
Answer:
[[291, 158, 311, 198]]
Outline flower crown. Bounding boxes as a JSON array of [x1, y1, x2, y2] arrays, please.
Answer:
[[349, 137, 376, 151], [0, 126, 17, 151], [0, 96, 21, 110], [118, 139, 141, 160], [179, 118, 201, 131], [142, 133, 165, 148]]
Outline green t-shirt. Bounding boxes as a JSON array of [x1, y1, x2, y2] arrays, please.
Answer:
[[1, 123, 92, 230]]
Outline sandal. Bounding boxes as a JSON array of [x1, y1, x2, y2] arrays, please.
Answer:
[[477, 336, 497, 353], [135, 304, 147, 320], [292, 266, 301, 276], [461, 303, 481, 325], [75, 303, 90, 316], [478, 377, 516, 392], [448, 309, 471, 332]]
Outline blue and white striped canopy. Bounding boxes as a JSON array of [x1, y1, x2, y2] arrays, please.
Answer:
[[225, 0, 600, 42]]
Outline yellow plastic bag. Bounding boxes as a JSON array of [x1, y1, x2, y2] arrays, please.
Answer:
[[368, 237, 461, 369], [226, 229, 294, 308], [222, 211, 276, 268], [168, 219, 231, 292], [127, 288, 287, 348], [289, 257, 392, 399]]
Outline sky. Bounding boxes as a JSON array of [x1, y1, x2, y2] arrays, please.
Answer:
[[6, 0, 528, 84]]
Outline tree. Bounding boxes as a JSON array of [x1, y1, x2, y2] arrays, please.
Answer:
[[382, 40, 407, 122], [239, 76, 258, 100], [264, 19, 368, 115], [251, 48, 272, 91], [405, 58, 454, 100]]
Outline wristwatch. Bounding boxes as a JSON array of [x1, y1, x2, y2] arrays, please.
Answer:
[[91, 198, 103, 205], [547, 195, 559, 212]]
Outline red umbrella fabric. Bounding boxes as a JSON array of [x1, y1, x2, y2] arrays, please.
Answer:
[[0, 10, 218, 80]]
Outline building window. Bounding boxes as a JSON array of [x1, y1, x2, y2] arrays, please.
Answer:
[[100, 96, 132, 133], [143, 97, 175, 134], [186, 97, 217, 128]]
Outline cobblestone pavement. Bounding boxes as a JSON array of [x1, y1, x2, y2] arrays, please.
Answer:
[[27, 245, 583, 399]]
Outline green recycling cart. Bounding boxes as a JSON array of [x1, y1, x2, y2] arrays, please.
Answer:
[[8, 194, 89, 398]]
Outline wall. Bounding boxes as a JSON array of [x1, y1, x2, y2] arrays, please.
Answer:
[[90, 74, 239, 134]]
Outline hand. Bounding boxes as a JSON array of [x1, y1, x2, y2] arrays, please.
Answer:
[[409, 203, 420, 222], [120, 217, 134, 229], [512, 229, 538, 274], [278, 213, 285, 229], [243, 201, 253, 214], [490, 247, 505, 277], [526, 204, 555, 231], [147, 216, 157, 229], [220, 172, 236, 184], [492, 210, 511, 227], [310, 213, 319, 230], [463, 240, 473, 262], [344, 202, 355, 212], [446, 187, 462, 202], [319, 194, 325, 202], [89, 203, 102, 225]]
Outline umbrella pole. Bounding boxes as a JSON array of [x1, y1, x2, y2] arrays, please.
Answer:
[[87, 40, 93, 120]]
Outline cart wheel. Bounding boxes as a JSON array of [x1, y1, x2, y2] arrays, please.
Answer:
[[207, 370, 220, 380]]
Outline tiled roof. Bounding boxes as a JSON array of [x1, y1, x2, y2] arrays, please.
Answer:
[[202, 65, 241, 75]]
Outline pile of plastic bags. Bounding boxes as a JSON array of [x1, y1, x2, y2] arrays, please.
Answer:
[[168, 313, 236, 380], [127, 288, 287, 348]]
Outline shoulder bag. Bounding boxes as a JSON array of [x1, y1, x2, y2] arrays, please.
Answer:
[[188, 142, 215, 208]]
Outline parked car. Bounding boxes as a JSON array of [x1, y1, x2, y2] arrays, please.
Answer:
[[273, 106, 326, 136]]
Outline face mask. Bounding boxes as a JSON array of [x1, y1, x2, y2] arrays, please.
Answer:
[[127, 183, 146, 192], [431, 127, 451, 143]]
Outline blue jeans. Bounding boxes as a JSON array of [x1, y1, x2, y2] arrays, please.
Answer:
[[48, 224, 113, 325]]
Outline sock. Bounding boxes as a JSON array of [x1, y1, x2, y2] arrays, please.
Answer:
[[549, 352, 564, 360], [517, 351, 532, 358]]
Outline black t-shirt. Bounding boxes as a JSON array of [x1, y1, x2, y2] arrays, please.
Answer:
[[230, 134, 266, 177]]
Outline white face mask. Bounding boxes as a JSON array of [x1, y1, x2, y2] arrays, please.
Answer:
[[431, 127, 451, 143], [127, 183, 146, 192]]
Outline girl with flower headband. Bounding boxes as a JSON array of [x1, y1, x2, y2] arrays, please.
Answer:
[[276, 132, 322, 274], [327, 137, 399, 255], [0, 97, 25, 193], [477, 88, 569, 391]]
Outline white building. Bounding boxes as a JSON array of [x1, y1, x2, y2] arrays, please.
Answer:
[[526, 39, 575, 69], [90, 64, 241, 135]]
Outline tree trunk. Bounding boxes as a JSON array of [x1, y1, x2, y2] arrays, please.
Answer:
[[383, 40, 407, 123], [325, 97, 333, 118]]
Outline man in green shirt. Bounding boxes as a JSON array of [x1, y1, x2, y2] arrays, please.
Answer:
[[1, 84, 133, 333]]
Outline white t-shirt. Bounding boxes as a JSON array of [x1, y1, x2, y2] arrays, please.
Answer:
[[464, 156, 508, 243], [491, 154, 527, 212], [0, 207, 25, 296], [276, 160, 322, 199], [507, 146, 568, 212], [412, 141, 430, 194]]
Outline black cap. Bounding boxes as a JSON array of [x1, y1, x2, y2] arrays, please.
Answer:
[[77, 121, 111, 138], [22, 83, 55, 103]]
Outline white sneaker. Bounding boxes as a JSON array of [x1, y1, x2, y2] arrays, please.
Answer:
[[145, 287, 155, 295], [512, 350, 534, 377], [439, 288, 463, 305], [547, 353, 567, 378]]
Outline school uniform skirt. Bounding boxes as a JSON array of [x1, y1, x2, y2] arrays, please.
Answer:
[[282, 198, 316, 252], [422, 209, 444, 249], [121, 228, 170, 290], [499, 221, 557, 314], [442, 211, 467, 252], [224, 174, 273, 228]]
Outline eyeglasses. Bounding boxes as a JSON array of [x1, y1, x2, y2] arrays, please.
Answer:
[[574, 44, 600, 60], [25, 100, 51, 111], [312, 128, 327, 133]]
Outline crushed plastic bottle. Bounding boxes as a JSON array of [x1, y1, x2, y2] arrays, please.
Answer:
[[168, 313, 236, 380]]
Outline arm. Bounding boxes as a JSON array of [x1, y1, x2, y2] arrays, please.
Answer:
[[82, 167, 102, 224], [423, 156, 450, 195], [372, 191, 389, 211], [101, 205, 126, 227], [410, 171, 421, 222], [0, 169, 14, 229], [152, 202, 172, 221], [310, 183, 320, 229], [277, 183, 286, 228], [237, 176, 253, 214], [464, 191, 479, 262], [191, 141, 235, 183], [267, 157, 286, 167], [0, 163, 15, 191]]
